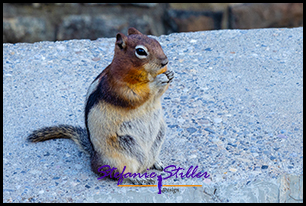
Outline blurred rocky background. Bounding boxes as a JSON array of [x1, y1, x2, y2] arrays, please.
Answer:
[[3, 3, 303, 43]]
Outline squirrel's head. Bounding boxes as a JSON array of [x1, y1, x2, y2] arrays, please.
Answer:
[[111, 27, 168, 83]]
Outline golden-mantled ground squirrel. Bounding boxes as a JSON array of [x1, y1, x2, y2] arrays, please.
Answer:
[[28, 27, 174, 178]]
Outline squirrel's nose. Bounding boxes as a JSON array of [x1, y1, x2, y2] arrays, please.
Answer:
[[161, 58, 168, 68]]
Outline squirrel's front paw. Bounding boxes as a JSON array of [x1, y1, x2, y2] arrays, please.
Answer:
[[155, 70, 174, 86], [164, 70, 174, 83]]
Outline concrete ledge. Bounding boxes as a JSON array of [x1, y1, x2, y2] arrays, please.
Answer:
[[3, 27, 303, 202]]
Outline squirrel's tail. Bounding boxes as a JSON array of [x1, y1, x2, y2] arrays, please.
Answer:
[[27, 124, 93, 156]]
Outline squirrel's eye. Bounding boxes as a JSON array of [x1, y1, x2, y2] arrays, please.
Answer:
[[136, 48, 147, 56], [135, 45, 149, 59]]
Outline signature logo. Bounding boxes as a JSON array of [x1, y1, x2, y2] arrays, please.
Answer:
[[98, 165, 210, 194]]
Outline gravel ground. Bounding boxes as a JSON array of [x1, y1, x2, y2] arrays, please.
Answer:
[[3, 27, 303, 202]]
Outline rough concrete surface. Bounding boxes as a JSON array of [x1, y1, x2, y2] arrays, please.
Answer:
[[3, 27, 303, 202]]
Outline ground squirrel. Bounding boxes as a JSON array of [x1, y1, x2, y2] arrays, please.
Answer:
[[28, 27, 174, 178]]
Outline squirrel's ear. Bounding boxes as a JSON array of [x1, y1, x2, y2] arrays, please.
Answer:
[[116, 33, 127, 50], [128, 27, 142, 35]]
